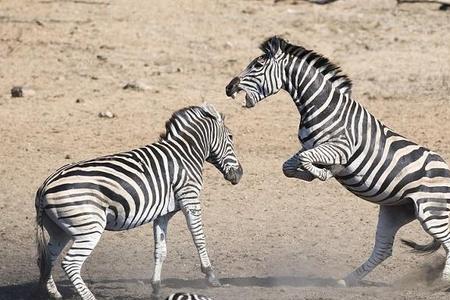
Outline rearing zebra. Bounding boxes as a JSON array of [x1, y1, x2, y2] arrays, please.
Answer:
[[226, 36, 450, 286], [35, 104, 243, 300]]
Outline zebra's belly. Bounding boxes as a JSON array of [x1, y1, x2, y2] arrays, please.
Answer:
[[335, 168, 409, 205]]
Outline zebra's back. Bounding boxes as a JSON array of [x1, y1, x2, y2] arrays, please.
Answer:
[[41, 143, 180, 233]]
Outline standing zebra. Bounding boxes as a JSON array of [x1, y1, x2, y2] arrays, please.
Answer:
[[226, 36, 450, 286], [35, 104, 243, 300]]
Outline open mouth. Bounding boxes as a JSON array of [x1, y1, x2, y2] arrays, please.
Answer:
[[229, 88, 255, 108]]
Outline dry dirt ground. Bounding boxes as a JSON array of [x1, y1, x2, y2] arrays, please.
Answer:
[[1, 0, 450, 299]]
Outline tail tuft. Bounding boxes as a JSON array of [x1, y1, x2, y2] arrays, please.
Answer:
[[35, 190, 50, 286], [401, 238, 441, 254]]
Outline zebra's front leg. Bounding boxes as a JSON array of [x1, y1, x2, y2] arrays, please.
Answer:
[[151, 213, 174, 300], [180, 199, 221, 287], [298, 142, 350, 181], [338, 204, 415, 287], [282, 150, 315, 181]]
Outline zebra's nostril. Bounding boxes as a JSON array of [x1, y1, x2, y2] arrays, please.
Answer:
[[226, 77, 240, 97]]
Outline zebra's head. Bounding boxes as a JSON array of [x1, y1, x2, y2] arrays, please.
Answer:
[[226, 36, 287, 108], [202, 104, 243, 185]]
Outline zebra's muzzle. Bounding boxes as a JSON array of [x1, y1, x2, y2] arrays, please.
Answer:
[[226, 77, 256, 108], [224, 164, 243, 185], [226, 77, 240, 98]]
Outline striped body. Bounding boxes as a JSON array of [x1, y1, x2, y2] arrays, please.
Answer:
[[297, 93, 450, 206], [226, 36, 450, 285], [36, 104, 242, 300], [43, 143, 184, 233]]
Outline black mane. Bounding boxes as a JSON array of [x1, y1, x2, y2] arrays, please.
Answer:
[[159, 106, 224, 141], [262, 36, 352, 95], [159, 106, 200, 141]]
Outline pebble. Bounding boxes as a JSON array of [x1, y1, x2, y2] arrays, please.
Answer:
[[98, 111, 116, 118], [96, 55, 107, 61], [123, 80, 150, 91], [11, 86, 36, 98]]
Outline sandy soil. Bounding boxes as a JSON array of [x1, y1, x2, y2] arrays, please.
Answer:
[[0, 0, 450, 299]]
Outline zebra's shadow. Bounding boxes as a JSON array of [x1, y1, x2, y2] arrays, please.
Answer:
[[162, 275, 388, 289], [0, 280, 146, 300], [0, 276, 391, 300]]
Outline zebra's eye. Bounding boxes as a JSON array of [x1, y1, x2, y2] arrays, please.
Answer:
[[254, 57, 265, 68], [253, 59, 264, 68]]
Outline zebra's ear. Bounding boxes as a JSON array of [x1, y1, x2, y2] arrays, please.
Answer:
[[201, 103, 222, 121], [260, 36, 284, 58]]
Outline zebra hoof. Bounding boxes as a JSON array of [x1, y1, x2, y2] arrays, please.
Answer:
[[48, 289, 62, 300], [336, 279, 347, 287], [207, 276, 222, 287], [337, 276, 360, 287]]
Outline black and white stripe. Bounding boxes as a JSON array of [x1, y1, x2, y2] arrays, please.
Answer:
[[166, 292, 212, 300], [226, 36, 450, 285], [35, 104, 242, 300]]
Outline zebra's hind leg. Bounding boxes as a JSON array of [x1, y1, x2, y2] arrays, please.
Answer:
[[39, 215, 71, 299], [338, 203, 416, 287], [415, 200, 450, 281], [151, 213, 175, 300], [62, 229, 104, 300]]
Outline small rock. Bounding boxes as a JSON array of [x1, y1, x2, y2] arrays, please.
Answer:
[[65, 154, 71, 159], [99, 44, 115, 50], [75, 98, 84, 103], [123, 80, 150, 91], [224, 41, 233, 49], [241, 8, 256, 14], [11, 86, 23, 97], [11, 86, 35, 97], [96, 55, 107, 61], [98, 111, 116, 118]]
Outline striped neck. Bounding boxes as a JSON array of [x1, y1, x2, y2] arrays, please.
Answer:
[[282, 52, 346, 124], [159, 111, 213, 175]]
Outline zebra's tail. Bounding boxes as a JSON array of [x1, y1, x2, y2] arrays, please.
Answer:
[[401, 238, 441, 254], [35, 187, 50, 287]]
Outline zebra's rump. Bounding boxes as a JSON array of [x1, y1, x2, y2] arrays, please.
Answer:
[[41, 147, 177, 231]]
